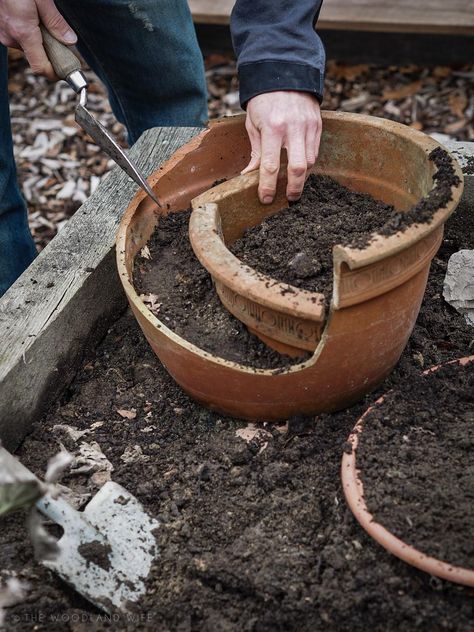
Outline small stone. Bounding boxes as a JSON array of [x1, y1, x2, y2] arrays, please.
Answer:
[[443, 250, 474, 326], [196, 463, 211, 481], [287, 252, 320, 278]]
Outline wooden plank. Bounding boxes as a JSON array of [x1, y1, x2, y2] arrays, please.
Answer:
[[0, 126, 200, 451], [188, 0, 474, 35]]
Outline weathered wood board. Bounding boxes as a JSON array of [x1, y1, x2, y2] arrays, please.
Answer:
[[0, 126, 200, 451], [188, 0, 474, 35]]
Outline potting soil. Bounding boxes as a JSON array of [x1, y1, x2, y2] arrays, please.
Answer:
[[355, 359, 474, 569], [133, 209, 310, 369], [1, 177, 473, 630], [231, 148, 460, 297]]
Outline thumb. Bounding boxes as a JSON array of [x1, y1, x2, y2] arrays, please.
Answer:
[[37, 0, 77, 44], [241, 126, 262, 175]]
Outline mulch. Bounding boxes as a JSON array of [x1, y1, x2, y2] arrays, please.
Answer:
[[6, 51, 474, 250]]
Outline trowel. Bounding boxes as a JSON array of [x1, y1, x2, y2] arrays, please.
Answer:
[[40, 26, 161, 207], [0, 445, 159, 613]]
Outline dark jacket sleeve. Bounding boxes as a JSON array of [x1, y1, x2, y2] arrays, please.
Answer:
[[230, 1, 325, 108]]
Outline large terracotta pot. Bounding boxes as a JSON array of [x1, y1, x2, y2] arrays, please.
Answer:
[[116, 113, 463, 421]]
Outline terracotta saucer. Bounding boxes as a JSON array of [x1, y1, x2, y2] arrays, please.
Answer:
[[341, 355, 474, 587]]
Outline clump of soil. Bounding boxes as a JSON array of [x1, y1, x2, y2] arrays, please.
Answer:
[[133, 209, 309, 370], [231, 148, 460, 297], [77, 541, 112, 572], [356, 360, 474, 568]]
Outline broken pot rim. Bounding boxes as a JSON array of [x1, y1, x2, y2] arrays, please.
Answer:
[[116, 124, 319, 377], [190, 198, 326, 323], [189, 114, 463, 319], [341, 354, 474, 588]]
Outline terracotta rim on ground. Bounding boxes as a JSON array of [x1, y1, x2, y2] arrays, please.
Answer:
[[341, 355, 474, 588]]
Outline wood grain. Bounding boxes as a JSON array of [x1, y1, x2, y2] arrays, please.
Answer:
[[0, 126, 200, 450], [188, 0, 474, 34]]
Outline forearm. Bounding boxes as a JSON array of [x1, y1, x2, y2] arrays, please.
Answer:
[[230, 0, 326, 107]]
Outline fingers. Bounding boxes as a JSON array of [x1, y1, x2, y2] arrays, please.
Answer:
[[37, 0, 76, 44], [305, 123, 318, 168], [286, 129, 308, 201], [258, 125, 284, 204], [241, 118, 261, 174], [20, 27, 56, 80], [244, 92, 323, 205]]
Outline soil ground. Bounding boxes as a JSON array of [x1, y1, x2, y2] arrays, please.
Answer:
[[1, 190, 473, 630]]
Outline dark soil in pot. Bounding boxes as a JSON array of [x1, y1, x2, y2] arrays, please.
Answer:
[[133, 148, 460, 365], [1, 183, 473, 630], [231, 147, 459, 298], [353, 360, 474, 569], [133, 208, 309, 369]]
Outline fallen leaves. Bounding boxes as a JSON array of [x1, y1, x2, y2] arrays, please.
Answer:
[[382, 80, 422, 100], [116, 408, 137, 419], [326, 61, 369, 81], [70, 441, 114, 486], [8, 55, 126, 250], [449, 92, 468, 118], [120, 445, 150, 463], [139, 293, 161, 312]]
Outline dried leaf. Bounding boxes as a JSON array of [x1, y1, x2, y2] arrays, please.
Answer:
[[139, 293, 161, 312], [52, 424, 90, 441], [0, 578, 29, 627], [71, 441, 114, 475], [326, 61, 369, 81], [448, 92, 468, 118], [116, 408, 137, 419], [382, 80, 422, 100], [120, 445, 150, 463], [235, 423, 272, 444], [140, 245, 152, 260], [433, 66, 451, 78], [444, 119, 468, 135]]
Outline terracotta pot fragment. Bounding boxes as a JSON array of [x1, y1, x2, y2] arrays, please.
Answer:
[[341, 356, 474, 588], [116, 113, 464, 420]]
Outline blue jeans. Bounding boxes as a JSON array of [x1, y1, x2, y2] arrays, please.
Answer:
[[0, 0, 207, 296]]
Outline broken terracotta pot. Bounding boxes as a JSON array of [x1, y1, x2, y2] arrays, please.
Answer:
[[189, 115, 464, 356], [341, 355, 474, 588], [116, 113, 463, 420]]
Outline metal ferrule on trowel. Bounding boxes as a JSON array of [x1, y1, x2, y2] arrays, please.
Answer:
[[40, 26, 161, 207]]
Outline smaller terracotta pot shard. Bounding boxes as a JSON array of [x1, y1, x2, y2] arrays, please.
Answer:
[[190, 197, 326, 356], [341, 356, 474, 588]]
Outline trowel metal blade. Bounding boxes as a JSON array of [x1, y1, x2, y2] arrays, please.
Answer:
[[38, 482, 159, 613], [75, 103, 160, 206]]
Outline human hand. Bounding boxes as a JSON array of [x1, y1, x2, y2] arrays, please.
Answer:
[[243, 91, 322, 204], [0, 0, 76, 79]]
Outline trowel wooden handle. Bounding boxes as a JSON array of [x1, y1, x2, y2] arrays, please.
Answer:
[[40, 25, 82, 81]]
